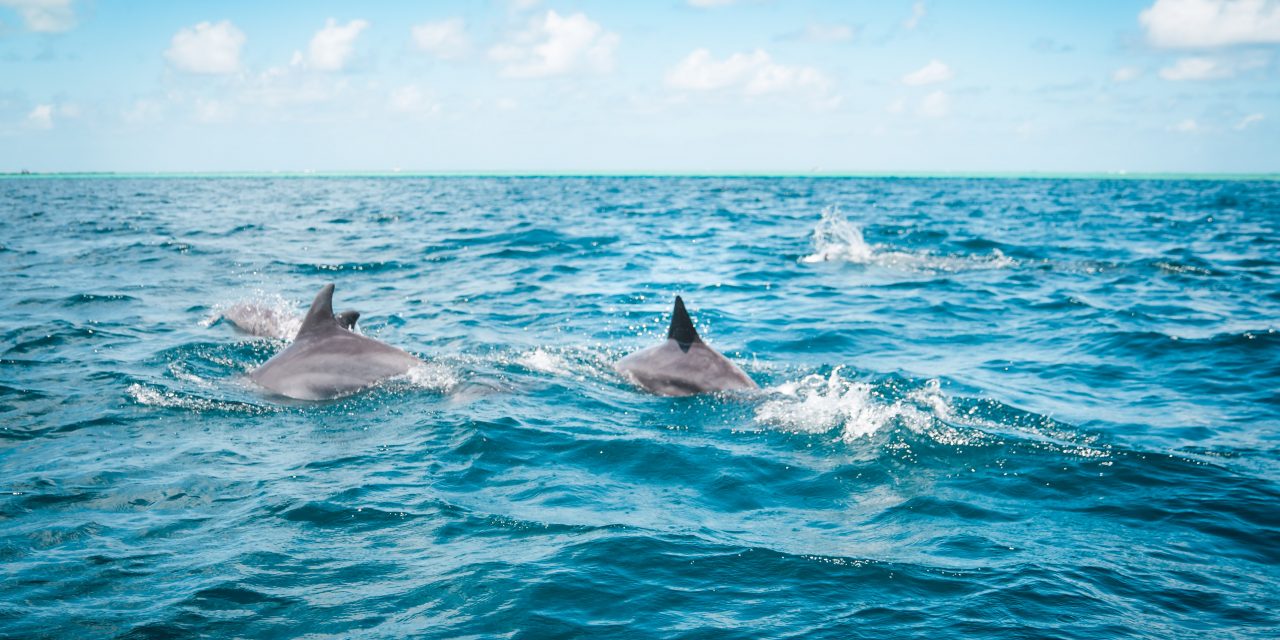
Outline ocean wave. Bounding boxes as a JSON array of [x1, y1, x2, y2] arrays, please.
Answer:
[[59, 293, 140, 307], [1085, 328, 1280, 358], [284, 260, 415, 275], [125, 383, 278, 414], [751, 368, 1121, 461]]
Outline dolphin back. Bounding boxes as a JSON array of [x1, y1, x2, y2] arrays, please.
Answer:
[[614, 295, 757, 397], [249, 284, 421, 400], [615, 340, 756, 396]]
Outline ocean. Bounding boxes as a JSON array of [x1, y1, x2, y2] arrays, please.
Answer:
[[2, 176, 1277, 638]]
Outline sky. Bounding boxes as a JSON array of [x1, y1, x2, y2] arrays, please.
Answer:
[[1, 0, 1278, 173]]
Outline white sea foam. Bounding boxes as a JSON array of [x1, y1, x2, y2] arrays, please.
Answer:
[[801, 206, 1016, 271], [511, 346, 617, 383], [404, 362, 461, 392], [126, 383, 273, 414], [754, 369, 949, 442], [517, 348, 573, 376], [905, 378, 952, 421], [167, 362, 215, 388]]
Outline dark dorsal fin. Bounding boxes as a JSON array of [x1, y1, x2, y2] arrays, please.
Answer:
[[667, 295, 702, 352], [335, 310, 360, 331], [297, 283, 339, 336]]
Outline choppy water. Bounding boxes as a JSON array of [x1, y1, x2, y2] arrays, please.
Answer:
[[2, 176, 1278, 638]]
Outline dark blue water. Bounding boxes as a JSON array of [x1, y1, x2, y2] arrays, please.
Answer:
[[2, 176, 1278, 638]]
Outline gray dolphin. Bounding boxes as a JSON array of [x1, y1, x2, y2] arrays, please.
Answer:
[[249, 284, 421, 400], [223, 303, 361, 339], [614, 296, 758, 396]]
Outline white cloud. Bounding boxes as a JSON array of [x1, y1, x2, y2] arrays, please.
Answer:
[[904, 1, 926, 29], [193, 98, 234, 124], [489, 10, 619, 78], [665, 48, 830, 96], [389, 85, 440, 115], [22, 102, 79, 128], [1112, 66, 1143, 82], [802, 23, 855, 43], [1171, 118, 1199, 132], [123, 99, 164, 125], [1139, 0, 1280, 48], [689, 0, 736, 7], [885, 97, 906, 114], [902, 59, 953, 85], [165, 21, 246, 75], [240, 66, 352, 108], [917, 90, 950, 118], [26, 103, 53, 129], [1158, 56, 1231, 79], [412, 18, 469, 59], [1235, 112, 1264, 129], [304, 18, 370, 72], [0, 0, 75, 32]]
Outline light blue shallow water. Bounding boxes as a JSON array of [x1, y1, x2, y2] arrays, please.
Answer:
[[1, 176, 1278, 638]]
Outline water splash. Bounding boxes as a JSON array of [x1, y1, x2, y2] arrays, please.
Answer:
[[800, 206, 1016, 271], [404, 362, 462, 393], [801, 206, 874, 264], [754, 369, 948, 442], [209, 293, 302, 340], [509, 346, 618, 384], [126, 383, 275, 414], [517, 348, 573, 376]]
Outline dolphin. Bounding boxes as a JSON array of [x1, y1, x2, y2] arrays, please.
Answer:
[[249, 284, 421, 400], [614, 296, 758, 397], [223, 303, 361, 340]]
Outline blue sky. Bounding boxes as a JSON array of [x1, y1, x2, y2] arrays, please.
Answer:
[[1, 0, 1277, 173]]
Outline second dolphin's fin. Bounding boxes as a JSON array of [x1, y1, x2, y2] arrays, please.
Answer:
[[335, 310, 361, 331]]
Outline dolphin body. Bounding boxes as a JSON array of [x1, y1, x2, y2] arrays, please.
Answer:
[[614, 296, 757, 397], [249, 284, 421, 400], [223, 303, 361, 340]]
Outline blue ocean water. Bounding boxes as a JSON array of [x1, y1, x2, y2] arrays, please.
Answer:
[[1, 176, 1278, 638]]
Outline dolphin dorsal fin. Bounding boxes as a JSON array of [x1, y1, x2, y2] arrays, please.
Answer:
[[335, 310, 361, 331], [297, 284, 339, 336], [667, 296, 702, 351]]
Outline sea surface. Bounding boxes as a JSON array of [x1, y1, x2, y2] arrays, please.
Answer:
[[2, 176, 1278, 638]]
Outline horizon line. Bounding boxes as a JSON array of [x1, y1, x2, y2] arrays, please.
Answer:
[[2, 170, 1278, 181]]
